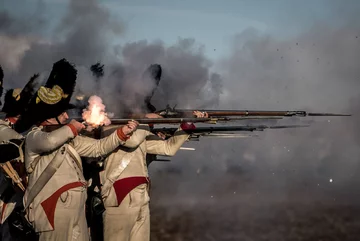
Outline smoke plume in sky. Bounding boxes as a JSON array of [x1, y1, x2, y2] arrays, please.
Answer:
[[1, 0, 360, 208]]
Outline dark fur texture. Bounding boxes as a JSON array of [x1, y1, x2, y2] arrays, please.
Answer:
[[0, 65, 4, 106], [90, 62, 104, 79], [45, 58, 77, 101], [14, 59, 77, 133], [1, 74, 40, 117], [143, 64, 162, 112], [144, 64, 162, 86]]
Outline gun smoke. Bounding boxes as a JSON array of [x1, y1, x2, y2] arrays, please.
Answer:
[[1, 0, 360, 240]]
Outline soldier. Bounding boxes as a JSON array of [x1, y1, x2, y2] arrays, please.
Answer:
[[1, 73, 40, 131], [99, 111, 208, 241], [0, 64, 23, 141], [142, 64, 162, 113], [13, 59, 144, 241], [0, 65, 3, 107], [0, 71, 40, 241]]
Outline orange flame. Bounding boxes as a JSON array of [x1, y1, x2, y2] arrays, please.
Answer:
[[82, 95, 112, 128]]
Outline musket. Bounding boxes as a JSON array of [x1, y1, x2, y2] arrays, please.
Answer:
[[152, 124, 309, 140], [42, 117, 247, 134], [153, 124, 310, 133], [71, 116, 282, 126], [0, 162, 25, 191], [155, 105, 351, 118]]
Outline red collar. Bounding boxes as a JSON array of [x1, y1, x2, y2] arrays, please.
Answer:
[[5, 117, 17, 124]]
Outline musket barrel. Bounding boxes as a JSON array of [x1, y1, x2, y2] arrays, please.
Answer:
[[152, 124, 309, 134], [205, 111, 302, 116], [108, 117, 212, 124], [156, 109, 299, 117], [48, 117, 214, 130], [156, 109, 351, 117]]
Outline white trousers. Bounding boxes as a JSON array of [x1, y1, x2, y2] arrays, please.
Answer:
[[103, 185, 150, 241], [38, 190, 89, 241]]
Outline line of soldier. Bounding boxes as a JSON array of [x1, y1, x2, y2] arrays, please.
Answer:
[[0, 59, 208, 241]]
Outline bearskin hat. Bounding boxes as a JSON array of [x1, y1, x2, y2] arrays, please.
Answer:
[[14, 59, 77, 133], [1, 74, 40, 118], [143, 64, 162, 87], [0, 65, 4, 106], [90, 62, 104, 79], [143, 64, 162, 112], [44, 58, 77, 100]]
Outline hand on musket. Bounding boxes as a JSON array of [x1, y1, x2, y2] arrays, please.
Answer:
[[193, 110, 209, 118], [69, 119, 86, 132], [145, 113, 163, 119], [145, 113, 166, 139], [122, 120, 139, 135], [144, 111, 208, 139]]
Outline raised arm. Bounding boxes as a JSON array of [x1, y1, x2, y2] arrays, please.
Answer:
[[71, 120, 144, 157], [26, 125, 75, 154], [121, 124, 151, 148], [0, 122, 23, 142], [144, 110, 207, 156], [145, 123, 193, 156], [71, 129, 126, 158]]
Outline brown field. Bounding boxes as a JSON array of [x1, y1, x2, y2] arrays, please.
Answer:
[[151, 198, 360, 241], [150, 202, 360, 241], [149, 174, 360, 241]]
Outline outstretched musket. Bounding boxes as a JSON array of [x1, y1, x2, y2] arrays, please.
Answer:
[[152, 124, 310, 141], [43, 117, 255, 133], [155, 105, 351, 118], [71, 116, 282, 126]]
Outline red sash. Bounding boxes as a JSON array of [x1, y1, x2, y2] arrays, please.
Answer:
[[113, 176, 149, 206], [41, 181, 85, 228]]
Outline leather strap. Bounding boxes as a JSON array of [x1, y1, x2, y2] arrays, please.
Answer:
[[0, 162, 25, 191], [25, 145, 67, 210], [66, 144, 83, 170], [101, 151, 136, 197]]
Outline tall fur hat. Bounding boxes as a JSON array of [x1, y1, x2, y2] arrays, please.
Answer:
[[143, 64, 162, 86], [143, 64, 162, 112], [14, 59, 77, 133], [1, 74, 40, 117], [0, 65, 4, 106], [90, 62, 104, 79]]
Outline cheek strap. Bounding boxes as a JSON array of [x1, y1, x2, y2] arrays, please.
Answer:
[[55, 117, 61, 125]]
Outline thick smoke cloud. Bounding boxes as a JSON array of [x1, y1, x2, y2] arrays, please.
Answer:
[[1, 1, 360, 239], [0, 0, 358, 200], [0, 0, 124, 90], [101, 38, 222, 115], [151, 23, 360, 207], [0, 0, 222, 115]]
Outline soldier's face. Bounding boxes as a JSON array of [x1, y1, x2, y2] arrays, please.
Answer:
[[57, 112, 69, 124]]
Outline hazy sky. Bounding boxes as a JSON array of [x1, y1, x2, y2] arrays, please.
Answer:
[[2, 0, 360, 216], [2, 0, 355, 61]]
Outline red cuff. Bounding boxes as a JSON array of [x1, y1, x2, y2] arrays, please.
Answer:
[[66, 124, 78, 136], [180, 122, 196, 130], [117, 127, 130, 141], [148, 124, 154, 128]]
